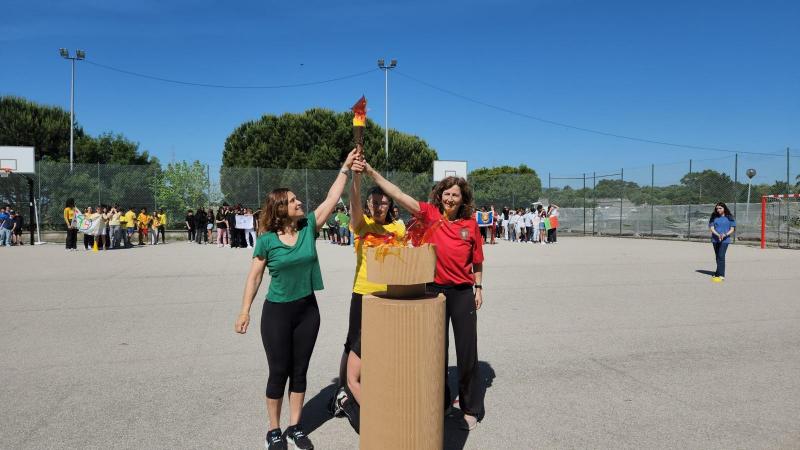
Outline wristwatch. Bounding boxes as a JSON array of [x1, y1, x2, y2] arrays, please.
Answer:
[[340, 167, 349, 175], [474, 284, 483, 289]]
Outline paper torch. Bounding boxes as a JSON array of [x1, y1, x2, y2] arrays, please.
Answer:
[[352, 95, 367, 151]]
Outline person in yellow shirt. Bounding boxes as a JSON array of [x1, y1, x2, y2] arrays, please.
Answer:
[[124, 207, 137, 248], [63, 198, 78, 250], [149, 211, 161, 245], [137, 208, 151, 245], [331, 170, 406, 429], [157, 209, 167, 244], [109, 205, 122, 248]]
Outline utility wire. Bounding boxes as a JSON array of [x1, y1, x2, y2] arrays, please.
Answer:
[[85, 60, 378, 89], [395, 70, 784, 157]]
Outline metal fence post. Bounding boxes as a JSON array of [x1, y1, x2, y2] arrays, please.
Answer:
[[688, 159, 692, 239], [305, 168, 310, 211], [733, 153, 738, 243], [206, 164, 211, 204], [256, 168, 261, 205], [592, 172, 596, 236], [97, 161, 101, 205], [582, 173, 586, 236], [651, 163, 655, 237], [619, 167, 624, 236], [787, 147, 791, 246]]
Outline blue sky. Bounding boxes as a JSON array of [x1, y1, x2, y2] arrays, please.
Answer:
[[2, 0, 798, 185]]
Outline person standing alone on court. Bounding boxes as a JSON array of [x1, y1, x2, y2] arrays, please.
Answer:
[[709, 202, 735, 283]]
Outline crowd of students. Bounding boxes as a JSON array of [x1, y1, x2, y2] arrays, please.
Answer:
[[0, 205, 25, 247], [63, 199, 168, 250], [61, 199, 267, 251], [183, 205, 257, 248], [476, 204, 560, 245]]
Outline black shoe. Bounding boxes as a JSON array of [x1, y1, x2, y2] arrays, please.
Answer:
[[284, 425, 314, 449], [265, 428, 287, 450]]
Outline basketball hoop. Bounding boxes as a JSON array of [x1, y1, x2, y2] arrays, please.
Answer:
[[0, 168, 12, 178]]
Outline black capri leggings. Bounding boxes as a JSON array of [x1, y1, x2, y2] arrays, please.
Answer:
[[344, 293, 363, 357], [260, 294, 321, 399]]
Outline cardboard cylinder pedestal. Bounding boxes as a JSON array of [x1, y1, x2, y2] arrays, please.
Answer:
[[360, 294, 446, 450]]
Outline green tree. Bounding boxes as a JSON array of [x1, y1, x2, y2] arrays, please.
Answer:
[[221, 109, 438, 204], [469, 165, 542, 208], [680, 170, 734, 204], [153, 161, 210, 226], [0, 96, 78, 161], [0, 96, 160, 228]]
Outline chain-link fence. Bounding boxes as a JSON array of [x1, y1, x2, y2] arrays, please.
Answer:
[[0, 152, 797, 247]]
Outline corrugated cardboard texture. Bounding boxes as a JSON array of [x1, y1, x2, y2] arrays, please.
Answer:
[[365, 244, 437, 286], [360, 294, 446, 450]]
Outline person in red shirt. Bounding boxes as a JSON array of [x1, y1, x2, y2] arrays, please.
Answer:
[[364, 162, 485, 431]]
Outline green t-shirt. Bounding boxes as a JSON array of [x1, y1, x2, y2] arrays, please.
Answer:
[[336, 212, 350, 227], [253, 212, 324, 302]]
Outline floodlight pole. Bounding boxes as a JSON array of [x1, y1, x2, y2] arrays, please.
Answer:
[[378, 59, 397, 174], [60, 49, 85, 172]]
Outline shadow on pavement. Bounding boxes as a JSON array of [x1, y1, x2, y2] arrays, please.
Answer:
[[444, 361, 496, 450], [303, 362, 496, 449], [696, 269, 716, 277]]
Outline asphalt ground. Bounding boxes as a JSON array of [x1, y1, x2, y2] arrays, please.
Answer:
[[1, 237, 798, 449]]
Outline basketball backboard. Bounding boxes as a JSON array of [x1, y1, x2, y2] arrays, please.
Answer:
[[433, 160, 467, 182], [0, 146, 36, 174]]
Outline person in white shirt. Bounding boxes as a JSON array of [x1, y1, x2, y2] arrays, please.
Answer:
[[501, 207, 509, 240], [523, 209, 534, 243], [531, 206, 542, 243], [514, 208, 525, 242], [508, 210, 517, 242]]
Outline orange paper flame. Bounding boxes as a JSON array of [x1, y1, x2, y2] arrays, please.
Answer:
[[356, 218, 443, 262], [352, 95, 367, 127]]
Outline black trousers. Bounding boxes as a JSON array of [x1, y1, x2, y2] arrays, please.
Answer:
[[187, 228, 195, 241], [338, 293, 364, 389], [261, 294, 321, 399], [427, 283, 484, 419], [547, 227, 557, 243], [158, 225, 166, 243], [84, 233, 94, 249], [66, 228, 78, 249]]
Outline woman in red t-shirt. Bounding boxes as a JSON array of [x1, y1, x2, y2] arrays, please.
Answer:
[[364, 163, 485, 430]]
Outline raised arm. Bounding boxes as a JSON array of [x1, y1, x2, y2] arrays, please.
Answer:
[[314, 148, 361, 230], [364, 162, 421, 215], [350, 171, 365, 231]]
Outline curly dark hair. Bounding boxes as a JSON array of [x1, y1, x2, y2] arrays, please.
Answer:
[[259, 188, 295, 234], [429, 176, 475, 220]]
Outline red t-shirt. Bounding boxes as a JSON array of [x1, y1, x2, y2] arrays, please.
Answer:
[[415, 202, 484, 286]]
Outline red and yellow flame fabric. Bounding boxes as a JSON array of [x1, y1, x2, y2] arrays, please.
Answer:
[[352, 96, 367, 127]]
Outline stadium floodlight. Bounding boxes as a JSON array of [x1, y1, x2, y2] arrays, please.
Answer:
[[377, 57, 397, 173], [746, 168, 757, 221], [58, 48, 87, 171]]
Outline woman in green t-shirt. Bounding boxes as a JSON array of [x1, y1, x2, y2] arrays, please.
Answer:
[[235, 148, 363, 450]]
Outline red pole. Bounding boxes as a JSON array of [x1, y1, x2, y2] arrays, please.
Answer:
[[760, 195, 767, 249]]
